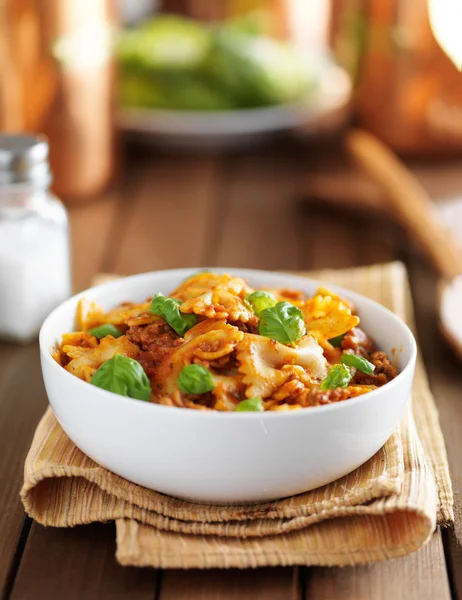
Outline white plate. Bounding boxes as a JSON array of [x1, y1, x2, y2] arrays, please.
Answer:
[[117, 63, 352, 150], [40, 268, 416, 504]]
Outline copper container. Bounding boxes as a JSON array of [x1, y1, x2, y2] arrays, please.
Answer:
[[331, 0, 462, 155], [0, 0, 117, 202]]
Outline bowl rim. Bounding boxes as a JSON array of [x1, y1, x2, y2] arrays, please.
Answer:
[[39, 267, 417, 420]]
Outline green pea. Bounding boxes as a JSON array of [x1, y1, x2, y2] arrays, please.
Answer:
[[177, 364, 215, 394], [236, 397, 264, 412], [245, 291, 277, 317]]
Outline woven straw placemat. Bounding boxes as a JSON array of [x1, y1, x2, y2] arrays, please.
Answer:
[[21, 262, 453, 568]]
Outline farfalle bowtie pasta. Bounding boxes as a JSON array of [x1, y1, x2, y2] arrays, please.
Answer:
[[52, 272, 397, 411]]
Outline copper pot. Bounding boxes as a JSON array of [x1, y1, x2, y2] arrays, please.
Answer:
[[331, 0, 462, 155]]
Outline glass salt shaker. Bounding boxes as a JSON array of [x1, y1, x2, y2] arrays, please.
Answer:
[[0, 134, 72, 342]]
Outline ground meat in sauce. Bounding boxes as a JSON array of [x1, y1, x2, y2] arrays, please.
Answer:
[[126, 321, 179, 351], [187, 391, 216, 409], [322, 344, 342, 364], [127, 323, 182, 379], [352, 351, 397, 386], [136, 351, 159, 380], [208, 353, 239, 371], [233, 320, 259, 334], [306, 388, 351, 406], [341, 327, 376, 357], [126, 315, 395, 408]]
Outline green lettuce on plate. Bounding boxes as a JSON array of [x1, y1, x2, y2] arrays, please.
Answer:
[[117, 14, 316, 111], [118, 15, 212, 71]]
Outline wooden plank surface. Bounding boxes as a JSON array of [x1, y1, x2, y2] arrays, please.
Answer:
[[213, 150, 303, 270], [70, 190, 123, 293], [1, 145, 459, 599], [305, 533, 451, 600], [109, 154, 221, 275], [0, 343, 48, 598], [9, 525, 158, 600], [160, 569, 299, 600]]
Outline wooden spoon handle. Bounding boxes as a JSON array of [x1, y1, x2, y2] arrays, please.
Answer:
[[346, 129, 462, 281]]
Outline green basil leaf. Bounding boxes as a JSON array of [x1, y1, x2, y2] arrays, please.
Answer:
[[88, 324, 123, 339], [90, 354, 151, 401], [328, 334, 345, 348], [178, 364, 215, 394], [236, 397, 264, 412], [149, 293, 197, 336], [258, 301, 306, 347], [320, 364, 352, 390], [245, 290, 277, 317], [341, 353, 375, 375]]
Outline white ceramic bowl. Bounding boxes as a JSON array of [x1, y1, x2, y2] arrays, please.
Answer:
[[40, 268, 417, 504]]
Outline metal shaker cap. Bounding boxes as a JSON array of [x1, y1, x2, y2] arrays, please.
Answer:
[[0, 134, 52, 186]]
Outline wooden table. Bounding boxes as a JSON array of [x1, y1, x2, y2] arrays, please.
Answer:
[[1, 141, 462, 599]]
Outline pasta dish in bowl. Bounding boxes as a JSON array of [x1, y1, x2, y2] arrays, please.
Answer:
[[40, 268, 416, 503], [52, 272, 397, 412]]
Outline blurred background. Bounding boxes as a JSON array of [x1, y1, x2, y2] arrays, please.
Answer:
[[3, 2, 462, 584], [1, 0, 462, 293]]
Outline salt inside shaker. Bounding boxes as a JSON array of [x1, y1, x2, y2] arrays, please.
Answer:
[[0, 135, 71, 342]]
